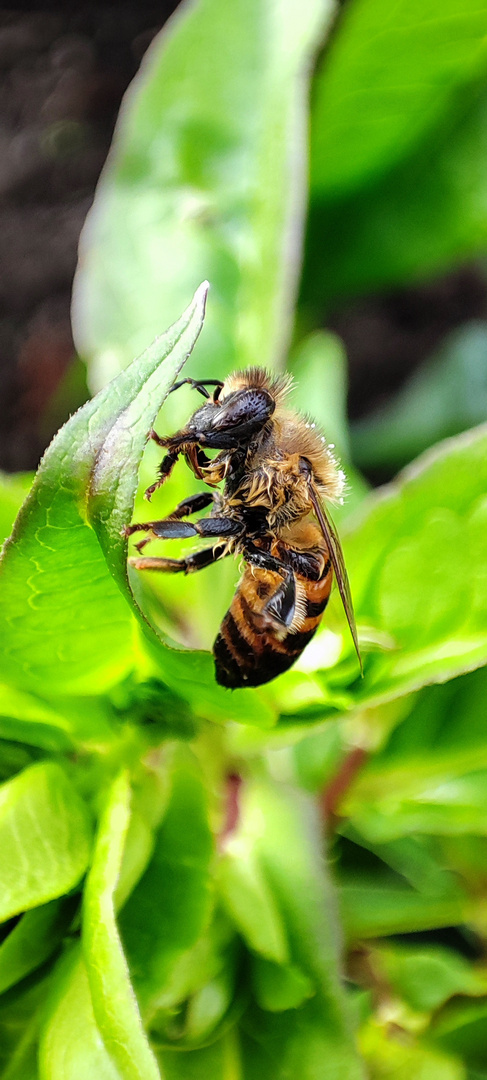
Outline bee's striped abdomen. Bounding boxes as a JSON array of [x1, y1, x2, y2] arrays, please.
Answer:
[[213, 548, 332, 689]]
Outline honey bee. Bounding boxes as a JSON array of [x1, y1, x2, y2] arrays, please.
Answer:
[[123, 368, 362, 688]]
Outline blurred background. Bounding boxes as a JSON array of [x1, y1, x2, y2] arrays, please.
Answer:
[[0, 4, 170, 471], [2, 3, 487, 482]]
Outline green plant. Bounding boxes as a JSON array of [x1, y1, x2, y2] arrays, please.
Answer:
[[1, 1, 487, 1077]]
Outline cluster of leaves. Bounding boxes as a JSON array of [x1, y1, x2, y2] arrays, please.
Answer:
[[1, 0, 487, 1077]]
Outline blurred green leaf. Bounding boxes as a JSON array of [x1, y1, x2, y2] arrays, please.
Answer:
[[304, 86, 487, 303], [0, 761, 92, 923], [39, 946, 122, 1079], [0, 896, 76, 996], [120, 752, 213, 1019], [289, 331, 351, 461], [237, 779, 365, 1077], [157, 1034, 240, 1080], [0, 284, 207, 697], [342, 670, 487, 842], [351, 323, 487, 472], [0, 740, 40, 784], [369, 669, 487, 770], [337, 836, 468, 939], [341, 828, 464, 896], [251, 955, 315, 1012], [339, 875, 468, 940], [321, 424, 487, 705], [143, 634, 276, 728], [150, 954, 240, 1049], [73, 0, 334, 387], [292, 720, 345, 792], [0, 473, 33, 547], [288, 330, 369, 521], [240, 995, 364, 1080], [360, 1016, 466, 1080], [350, 769, 487, 842], [217, 841, 289, 964], [311, 0, 487, 199], [433, 998, 487, 1072], [374, 941, 487, 1014], [0, 686, 73, 752], [82, 771, 160, 1080], [0, 973, 48, 1080], [146, 908, 239, 1049]]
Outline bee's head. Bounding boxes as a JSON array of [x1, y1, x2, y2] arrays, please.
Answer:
[[187, 387, 275, 449]]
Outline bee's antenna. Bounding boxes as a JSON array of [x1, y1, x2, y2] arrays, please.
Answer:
[[170, 378, 224, 400]]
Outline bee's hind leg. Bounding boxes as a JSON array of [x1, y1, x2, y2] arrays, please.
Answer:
[[243, 541, 296, 629], [129, 543, 229, 574], [264, 573, 296, 629]]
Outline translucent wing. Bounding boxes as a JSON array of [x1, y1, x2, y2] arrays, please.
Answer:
[[308, 484, 363, 674]]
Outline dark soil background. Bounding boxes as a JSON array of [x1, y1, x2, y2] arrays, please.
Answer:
[[1, 4, 486, 473]]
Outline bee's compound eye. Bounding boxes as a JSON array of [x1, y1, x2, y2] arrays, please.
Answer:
[[212, 389, 274, 431]]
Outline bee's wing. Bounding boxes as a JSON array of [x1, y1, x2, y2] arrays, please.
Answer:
[[308, 484, 363, 674]]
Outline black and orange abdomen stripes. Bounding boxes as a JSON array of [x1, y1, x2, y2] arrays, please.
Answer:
[[214, 538, 332, 689]]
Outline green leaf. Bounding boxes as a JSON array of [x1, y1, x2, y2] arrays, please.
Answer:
[[0, 896, 77, 995], [119, 752, 213, 1018], [322, 425, 487, 707], [39, 946, 122, 1080], [82, 771, 160, 1080], [237, 779, 365, 1077], [311, 0, 487, 199], [72, 0, 334, 386], [304, 86, 487, 303], [0, 284, 208, 696], [0, 761, 92, 923]]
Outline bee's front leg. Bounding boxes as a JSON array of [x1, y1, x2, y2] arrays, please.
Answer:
[[144, 430, 201, 500]]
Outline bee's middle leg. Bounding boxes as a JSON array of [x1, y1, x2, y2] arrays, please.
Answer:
[[122, 491, 216, 552], [124, 506, 242, 553]]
